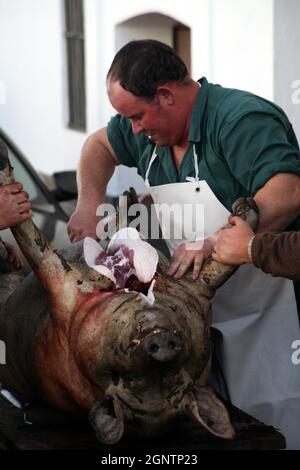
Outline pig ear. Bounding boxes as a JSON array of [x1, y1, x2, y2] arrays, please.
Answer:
[[89, 396, 125, 445], [186, 386, 235, 439]]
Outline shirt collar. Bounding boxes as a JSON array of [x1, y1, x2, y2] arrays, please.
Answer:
[[188, 77, 209, 143]]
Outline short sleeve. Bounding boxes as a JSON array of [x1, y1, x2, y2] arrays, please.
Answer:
[[220, 112, 300, 195], [107, 114, 139, 168]]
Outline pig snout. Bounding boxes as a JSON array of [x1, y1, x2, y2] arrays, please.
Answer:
[[142, 329, 182, 362]]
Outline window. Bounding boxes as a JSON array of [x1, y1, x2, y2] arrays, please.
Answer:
[[64, 0, 86, 131]]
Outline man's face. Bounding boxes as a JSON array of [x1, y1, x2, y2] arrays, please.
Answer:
[[107, 80, 183, 147]]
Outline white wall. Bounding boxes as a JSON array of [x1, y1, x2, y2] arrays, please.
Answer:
[[0, 0, 87, 173], [1, 0, 299, 187], [210, 0, 274, 99], [115, 13, 175, 52], [274, 0, 300, 144]]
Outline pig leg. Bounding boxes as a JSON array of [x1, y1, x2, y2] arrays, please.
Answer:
[[0, 143, 113, 320], [0, 236, 24, 310], [197, 197, 259, 292], [0, 270, 24, 311]]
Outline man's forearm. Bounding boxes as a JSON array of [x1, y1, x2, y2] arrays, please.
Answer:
[[67, 128, 117, 241], [254, 173, 300, 232], [76, 129, 116, 212]]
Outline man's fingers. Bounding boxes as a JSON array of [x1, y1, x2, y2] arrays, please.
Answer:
[[6, 182, 23, 194], [211, 250, 220, 262], [166, 260, 181, 277], [222, 222, 233, 229], [172, 252, 196, 278], [167, 242, 207, 279], [173, 259, 194, 278], [18, 210, 32, 222], [192, 254, 205, 280], [69, 231, 88, 243], [68, 227, 97, 243], [68, 231, 78, 243], [72, 235, 84, 243], [15, 191, 29, 204], [18, 201, 31, 214]]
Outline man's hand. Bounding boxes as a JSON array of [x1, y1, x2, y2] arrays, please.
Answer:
[[166, 238, 216, 279], [212, 216, 254, 265], [67, 206, 100, 242], [0, 183, 32, 230]]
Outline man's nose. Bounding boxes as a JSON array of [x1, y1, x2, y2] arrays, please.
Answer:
[[131, 121, 144, 135]]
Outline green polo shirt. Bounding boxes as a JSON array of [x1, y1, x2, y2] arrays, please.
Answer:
[[107, 77, 300, 216], [107, 77, 300, 309]]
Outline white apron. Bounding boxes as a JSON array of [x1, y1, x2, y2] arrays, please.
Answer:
[[145, 144, 300, 449]]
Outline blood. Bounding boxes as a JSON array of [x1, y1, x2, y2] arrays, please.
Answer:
[[95, 245, 136, 289]]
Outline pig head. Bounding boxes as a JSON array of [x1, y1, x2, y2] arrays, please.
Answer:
[[0, 143, 259, 445]]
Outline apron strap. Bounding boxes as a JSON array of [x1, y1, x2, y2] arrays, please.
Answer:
[[145, 143, 200, 186], [186, 144, 200, 182], [145, 145, 158, 187], [193, 144, 200, 181]]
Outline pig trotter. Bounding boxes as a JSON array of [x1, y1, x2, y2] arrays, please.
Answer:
[[231, 197, 259, 231], [0, 140, 14, 185]]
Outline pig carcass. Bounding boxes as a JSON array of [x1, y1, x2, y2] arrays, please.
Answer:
[[0, 143, 258, 445]]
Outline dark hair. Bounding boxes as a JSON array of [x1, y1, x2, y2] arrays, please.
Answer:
[[107, 39, 189, 98]]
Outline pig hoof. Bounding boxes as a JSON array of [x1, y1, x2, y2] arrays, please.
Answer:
[[143, 330, 182, 362]]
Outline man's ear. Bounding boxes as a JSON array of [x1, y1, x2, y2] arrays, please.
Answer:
[[155, 86, 175, 106]]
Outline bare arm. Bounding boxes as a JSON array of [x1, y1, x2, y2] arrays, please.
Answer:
[[169, 173, 300, 278], [212, 173, 300, 266], [254, 173, 300, 232], [67, 127, 118, 242]]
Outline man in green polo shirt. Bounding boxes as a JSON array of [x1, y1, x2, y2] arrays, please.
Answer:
[[68, 40, 300, 272], [67, 39, 300, 449]]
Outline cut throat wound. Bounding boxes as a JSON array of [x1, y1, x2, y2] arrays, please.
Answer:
[[83, 228, 159, 303]]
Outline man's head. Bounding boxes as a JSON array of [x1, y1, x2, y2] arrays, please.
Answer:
[[107, 39, 188, 98], [106, 40, 199, 147]]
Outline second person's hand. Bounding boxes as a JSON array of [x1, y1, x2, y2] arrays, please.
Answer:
[[0, 183, 32, 230], [212, 216, 254, 265]]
